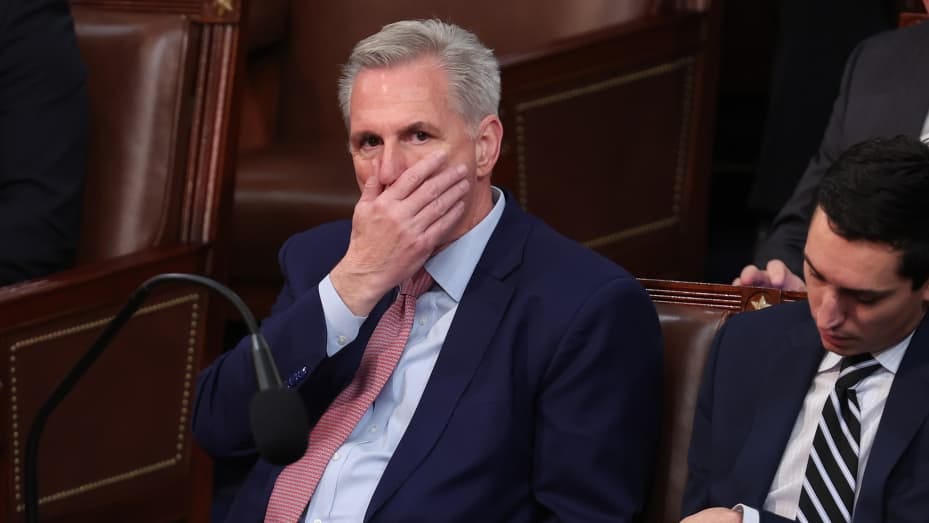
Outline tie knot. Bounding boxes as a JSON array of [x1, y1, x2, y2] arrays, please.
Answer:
[[836, 353, 880, 392], [399, 268, 433, 298]]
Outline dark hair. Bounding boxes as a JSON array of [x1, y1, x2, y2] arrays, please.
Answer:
[[817, 135, 929, 288]]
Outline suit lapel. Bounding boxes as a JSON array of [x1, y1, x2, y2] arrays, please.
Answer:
[[724, 313, 823, 506], [365, 198, 529, 520], [855, 313, 929, 521]]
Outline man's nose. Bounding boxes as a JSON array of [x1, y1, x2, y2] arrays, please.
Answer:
[[377, 142, 410, 186], [816, 289, 846, 330]]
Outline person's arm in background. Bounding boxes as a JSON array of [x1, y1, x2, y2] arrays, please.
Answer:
[[735, 39, 866, 290], [0, 0, 88, 285]]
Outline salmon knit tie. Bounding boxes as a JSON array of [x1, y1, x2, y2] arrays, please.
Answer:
[[264, 268, 433, 522]]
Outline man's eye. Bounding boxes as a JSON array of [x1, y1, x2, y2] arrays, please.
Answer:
[[360, 136, 381, 149], [855, 294, 880, 305], [412, 131, 429, 143]]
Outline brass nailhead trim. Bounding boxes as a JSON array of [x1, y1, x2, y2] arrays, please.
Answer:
[[514, 57, 695, 246], [8, 294, 200, 510], [16, 458, 179, 512], [583, 216, 680, 249]]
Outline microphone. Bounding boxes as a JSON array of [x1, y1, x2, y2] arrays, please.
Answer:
[[23, 273, 309, 523]]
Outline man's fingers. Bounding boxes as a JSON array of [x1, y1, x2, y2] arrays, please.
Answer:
[[359, 174, 383, 202], [766, 259, 806, 291], [737, 265, 763, 285], [398, 163, 468, 217], [421, 199, 467, 250], [735, 259, 805, 290], [410, 171, 470, 232], [735, 264, 776, 287], [765, 259, 788, 287], [784, 274, 807, 292], [387, 149, 448, 200]]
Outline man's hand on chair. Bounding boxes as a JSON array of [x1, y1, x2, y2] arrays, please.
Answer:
[[733, 259, 806, 291]]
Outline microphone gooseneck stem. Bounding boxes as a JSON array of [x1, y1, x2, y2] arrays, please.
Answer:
[[22, 273, 269, 523]]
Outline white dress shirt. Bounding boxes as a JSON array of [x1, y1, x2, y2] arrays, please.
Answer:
[[738, 332, 913, 523], [302, 187, 505, 523], [921, 109, 929, 143]]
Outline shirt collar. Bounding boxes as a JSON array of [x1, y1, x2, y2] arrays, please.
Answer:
[[818, 330, 914, 376], [425, 186, 505, 302]]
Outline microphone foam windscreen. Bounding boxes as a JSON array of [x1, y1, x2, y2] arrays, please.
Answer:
[[249, 388, 309, 465]]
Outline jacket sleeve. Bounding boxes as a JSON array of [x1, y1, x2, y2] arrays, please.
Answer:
[[191, 236, 331, 457], [753, 37, 866, 276]]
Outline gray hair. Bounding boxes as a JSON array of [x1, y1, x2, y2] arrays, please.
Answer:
[[338, 19, 501, 131]]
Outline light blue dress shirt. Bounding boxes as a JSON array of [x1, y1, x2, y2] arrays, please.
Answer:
[[304, 187, 505, 523]]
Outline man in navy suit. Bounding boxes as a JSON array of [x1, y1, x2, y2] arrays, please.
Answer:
[[735, 20, 929, 292], [193, 19, 662, 522], [683, 135, 929, 522]]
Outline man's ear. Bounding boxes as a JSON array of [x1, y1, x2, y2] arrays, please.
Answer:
[[474, 114, 503, 179]]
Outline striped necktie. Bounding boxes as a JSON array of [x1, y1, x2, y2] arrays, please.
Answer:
[[264, 268, 434, 523], [797, 353, 880, 523]]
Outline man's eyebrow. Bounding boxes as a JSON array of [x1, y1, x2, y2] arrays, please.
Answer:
[[349, 130, 378, 140], [803, 254, 822, 278], [401, 121, 439, 134], [803, 253, 894, 297]]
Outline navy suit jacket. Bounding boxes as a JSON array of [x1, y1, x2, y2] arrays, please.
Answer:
[[756, 21, 929, 275], [193, 197, 663, 522], [682, 301, 929, 522]]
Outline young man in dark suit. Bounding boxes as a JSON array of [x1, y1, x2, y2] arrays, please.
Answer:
[[193, 19, 662, 522], [685, 135, 929, 522], [736, 20, 929, 292]]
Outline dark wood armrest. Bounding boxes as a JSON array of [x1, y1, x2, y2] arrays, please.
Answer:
[[0, 244, 209, 327], [640, 277, 807, 313]]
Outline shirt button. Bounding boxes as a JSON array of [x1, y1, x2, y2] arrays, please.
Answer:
[[369, 426, 378, 433], [313, 519, 322, 523], [332, 451, 341, 461], [419, 318, 426, 326], [337, 335, 347, 345]]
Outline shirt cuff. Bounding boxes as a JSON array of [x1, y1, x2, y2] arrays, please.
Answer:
[[732, 504, 757, 523], [319, 274, 367, 356]]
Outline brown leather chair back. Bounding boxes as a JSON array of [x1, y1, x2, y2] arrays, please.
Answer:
[[639, 279, 806, 523], [75, 9, 193, 262], [0, 1, 244, 521]]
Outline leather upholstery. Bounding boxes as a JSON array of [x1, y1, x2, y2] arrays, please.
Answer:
[[640, 279, 807, 523], [648, 303, 730, 523], [233, 143, 357, 284], [74, 9, 191, 263], [0, 0, 244, 520]]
